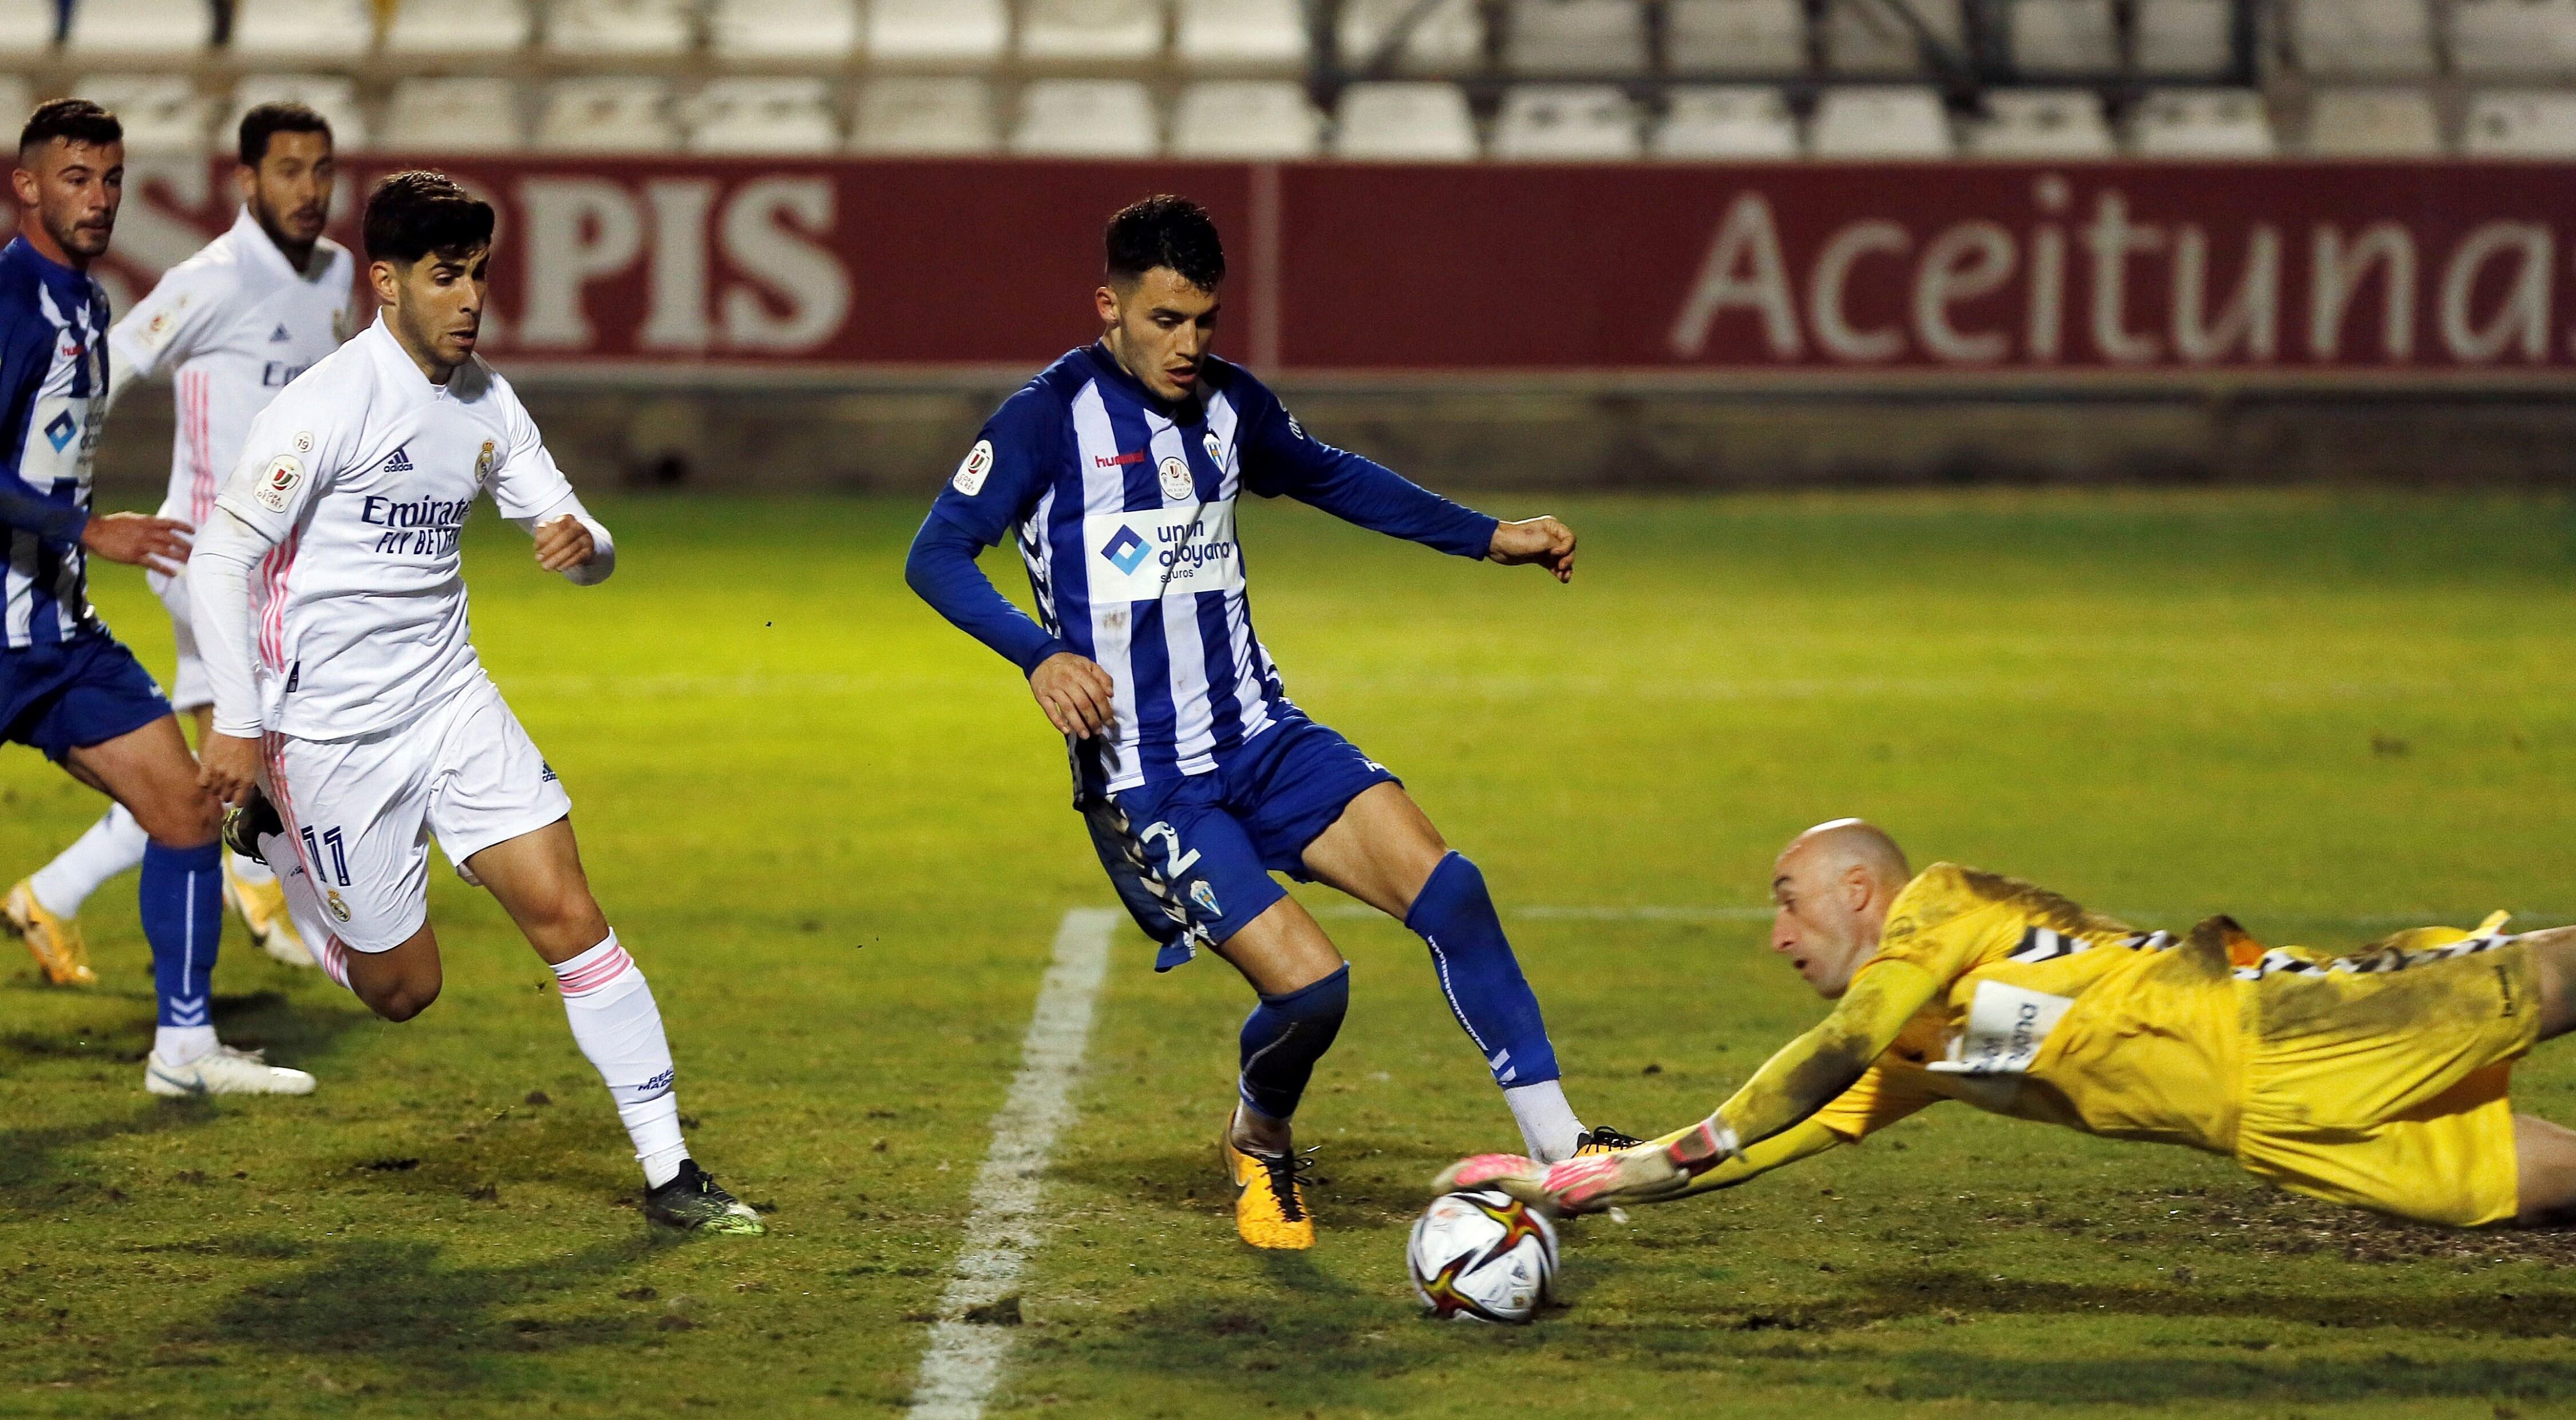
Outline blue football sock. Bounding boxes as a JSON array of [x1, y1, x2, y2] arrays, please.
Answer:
[[141, 841, 223, 1031], [1236, 963, 1350, 1125], [1406, 852, 1561, 1088]]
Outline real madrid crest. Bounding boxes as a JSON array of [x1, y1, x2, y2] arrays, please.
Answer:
[[1157, 456, 1194, 502], [475, 439, 496, 482], [325, 890, 352, 924]]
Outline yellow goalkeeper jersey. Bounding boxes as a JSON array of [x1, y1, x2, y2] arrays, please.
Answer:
[[1808, 864, 2246, 1153]]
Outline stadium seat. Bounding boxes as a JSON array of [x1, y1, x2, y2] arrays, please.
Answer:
[[2128, 88, 2274, 153], [688, 77, 840, 153], [544, 0, 693, 57], [1019, 0, 1167, 61], [1492, 84, 1641, 159], [383, 77, 524, 152], [229, 0, 376, 60], [870, 0, 1010, 62], [1809, 85, 1954, 155], [1333, 80, 1479, 158], [2305, 86, 2440, 153], [384, 0, 532, 56], [76, 74, 211, 153], [1171, 80, 1321, 156], [2134, 0, 2233, 70], [1666, 0, 1807, 73], [1010, 79, 1159, 155], [0, 76, 29, 128], [851, 76, 1000, 153], [1336, 0, 1483, 73], [2463, 88, 2576, 153], [230, 74, 372, 151], [0, 3, 50, 57], [1504, 0, 1647, 75], [2008, 0, 2117, 71], [67, 0, 214, 57], [1826, 0, 1963, 74], [1965, 88, 2112, 155], [1651, 85, 1800, 156], [2452, 0, 2576, 75], [535, 78, 679, 153], [1176, 0, 1308, 68], [709, 0, 860, 60], [2292, 0, 2432, 75]]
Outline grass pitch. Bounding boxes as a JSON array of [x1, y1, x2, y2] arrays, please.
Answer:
[[5, 490, 2575, 1418]]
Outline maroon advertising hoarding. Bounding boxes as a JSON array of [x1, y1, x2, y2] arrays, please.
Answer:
[[96, 155, 2576, 380]]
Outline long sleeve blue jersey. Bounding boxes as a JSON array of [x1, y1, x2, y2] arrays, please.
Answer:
[[907, 342, 1496, 800], [0, 236, 110, 650]]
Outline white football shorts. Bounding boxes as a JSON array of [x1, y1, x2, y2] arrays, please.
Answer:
[[259, 673, 571, 953], [146, 565, 210, 713]]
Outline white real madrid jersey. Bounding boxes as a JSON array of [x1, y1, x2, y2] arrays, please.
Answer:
[[215, 315, 575, 740], [108, 207, 355, 528]]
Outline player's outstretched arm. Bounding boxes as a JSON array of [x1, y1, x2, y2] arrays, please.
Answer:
[[1487, 516, 1577, 583], [1702, 961, 1937, 1154]]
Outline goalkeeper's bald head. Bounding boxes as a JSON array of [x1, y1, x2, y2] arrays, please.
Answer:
[[1769, 819, 1912, 997]]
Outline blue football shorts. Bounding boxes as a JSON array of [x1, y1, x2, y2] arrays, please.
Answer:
[[1, 630, 173, 764], [1083, 715, 1399, 971]]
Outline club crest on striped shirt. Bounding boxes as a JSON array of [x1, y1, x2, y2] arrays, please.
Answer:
[[1158, 456, 1193, 501]]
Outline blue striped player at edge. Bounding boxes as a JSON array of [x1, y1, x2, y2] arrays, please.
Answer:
[[906, 195, 1639, 1251]]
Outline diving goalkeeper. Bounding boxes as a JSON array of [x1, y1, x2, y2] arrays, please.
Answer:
[[1446, 818, 2576, 1229]]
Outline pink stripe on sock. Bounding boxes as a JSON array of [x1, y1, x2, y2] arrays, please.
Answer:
[[555, 945, 633, 997]]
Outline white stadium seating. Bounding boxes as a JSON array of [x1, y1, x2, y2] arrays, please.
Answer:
[[1505, 0, 1648, 75], [0, 76, 29, 129], [0, 2, 50, 59], [1171, 80, 1322, 156], [2009, 0, 2118, 72], [709, 0, 862, 61], [2129, 88, 2274, 154], [868, 0, 1011, 64], [1810, 85, 1954, 155], [1966, 88, 2113, 155], [1652, 85, 1800, 157], [689, 77, 841, 154], [1827, 0, 1964, 74], [230, 0, 376, 61], [852, 77, 1001, 153], [77, 74, 212, 154], [1666, 0, 1808, 74], [2293, 0, 2433, 76], [1011, 78, 1159, 155], [1493, 84, 1641, 159], [1334, 81, 1479, 159], [384, 0, 532, 57], [231, 74, 372, 152], [69, 0, 214, 57], [1176, 0, 1310, 68], [2453, 0, 2576, 75], [2135, 0, 2234, 70], [545, 0, 694, 57], [2305, 87, 2441, 154], [384, 77, 525, 152], [2464, 88, 2576, 153], [1020, 0, 1167, 62], [1337, 0, 1483, 73], [535, 78, 680, 153]]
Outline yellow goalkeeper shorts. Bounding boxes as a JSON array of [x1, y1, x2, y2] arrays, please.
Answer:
[[2232, 935, 2539, 1228]]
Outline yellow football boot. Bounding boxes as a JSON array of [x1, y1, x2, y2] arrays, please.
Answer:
[[6, 878, 96, 987], [223, 856, 313, 968], [1573, 1126, 1646, 1157], [1222, 1123, 1316, 1251]]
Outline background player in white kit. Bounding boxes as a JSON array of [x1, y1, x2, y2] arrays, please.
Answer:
[[5, 102, 350, 979], [188, 171, 762, 1233]]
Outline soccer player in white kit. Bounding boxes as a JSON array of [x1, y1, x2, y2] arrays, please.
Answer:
[[5, 102, 351, 980], [188, 171, 762, 1233]]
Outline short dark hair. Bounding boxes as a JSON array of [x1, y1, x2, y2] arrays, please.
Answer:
[[239, 101, 332, 168], [362, 169, 494, 265], [1105, 195, 1224, 290], [19, 99, 121, 164]]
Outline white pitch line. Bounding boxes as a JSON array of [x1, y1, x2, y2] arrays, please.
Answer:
[[906, 908, 1119, 1420]]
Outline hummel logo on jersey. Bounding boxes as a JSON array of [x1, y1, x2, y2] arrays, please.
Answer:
[[269, 323, 292, 343], [42, 411, 76, 451], [1102, 526, 1151, 574], [381, 445, 414, 472], [1093, 450, 1146, 468]]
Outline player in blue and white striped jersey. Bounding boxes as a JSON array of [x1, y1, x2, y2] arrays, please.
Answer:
[[908, 196, 1633, 1251], [0, 98, 310, 1094]]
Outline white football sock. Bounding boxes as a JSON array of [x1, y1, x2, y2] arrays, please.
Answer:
[[30, 804, 149, 917], [262, 831, 353, 989], [1505, 1079, 1586, 1164], [227, 849, 276, 887], [552, 932, 689, 1187], [154, 1024, 217, 1065]]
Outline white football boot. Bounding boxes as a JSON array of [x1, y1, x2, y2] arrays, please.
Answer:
[[144, 1044, 318, 1096]]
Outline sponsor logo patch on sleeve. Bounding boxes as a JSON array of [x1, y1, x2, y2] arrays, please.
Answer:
[[254, 454, 303, 512], [953, 439, 994, 496]]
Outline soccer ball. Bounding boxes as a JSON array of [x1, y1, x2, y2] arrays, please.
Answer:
[[1406, 1189, 1558, 1323]]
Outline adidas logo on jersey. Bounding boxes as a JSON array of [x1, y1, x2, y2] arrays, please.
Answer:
[[269, 323, 292, 343], [381, 445, 414, 472]]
